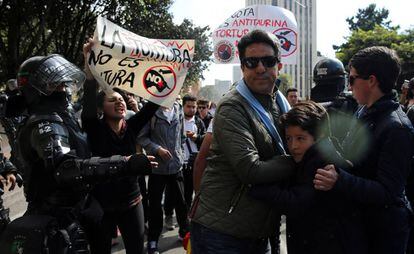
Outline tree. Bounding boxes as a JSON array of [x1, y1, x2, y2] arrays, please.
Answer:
[[277, 73, 292, 95], [0, 0, 110, 82], [334, 4, 414, 83], [336, 26, 414, 83], [198, 85, 222, 103], [345, 3, 395, 32], [171, 19, 212, 88], [0, 0, 212, 91]]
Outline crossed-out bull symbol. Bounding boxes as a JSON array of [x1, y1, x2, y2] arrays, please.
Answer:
[[145, 69, 172, 93], [276, 31, 295, 51]]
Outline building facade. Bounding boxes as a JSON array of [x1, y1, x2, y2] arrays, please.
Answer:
[[245, 0, 317, 99]]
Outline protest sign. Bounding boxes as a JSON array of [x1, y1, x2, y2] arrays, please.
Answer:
[[87, 16, 195, 107], [213, 5, 298, 64]]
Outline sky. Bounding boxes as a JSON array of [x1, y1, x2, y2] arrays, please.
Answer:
[[170, 0, 414, 86]]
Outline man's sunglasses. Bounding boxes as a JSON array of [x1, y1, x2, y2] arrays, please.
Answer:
[[198, 106, 207, 110], [348, 75, 370, 86], [241, 56, 279, 69]]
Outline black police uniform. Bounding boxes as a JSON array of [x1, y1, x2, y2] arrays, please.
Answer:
[[311, 57, 358, 142], [0, 150, 19, 235], [0, 55, 152, 254]]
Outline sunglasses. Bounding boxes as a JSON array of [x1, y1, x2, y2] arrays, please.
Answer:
[[198, 106, 207, 110], [349, 75, 370, 86], [241, 56, 279, 69]]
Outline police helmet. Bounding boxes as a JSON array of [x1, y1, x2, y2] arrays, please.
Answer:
[[17, 54, 85, 96], [313, 57, 346, 84]]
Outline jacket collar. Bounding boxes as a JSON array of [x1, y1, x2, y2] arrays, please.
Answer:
[[359, 93, 398, 120]]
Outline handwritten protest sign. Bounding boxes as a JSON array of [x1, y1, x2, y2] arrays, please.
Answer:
[[87, 16, 195, 107], [213, 5, 298, 64]]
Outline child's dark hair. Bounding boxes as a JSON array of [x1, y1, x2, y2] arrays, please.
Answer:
[[279, 101, 331, 139]]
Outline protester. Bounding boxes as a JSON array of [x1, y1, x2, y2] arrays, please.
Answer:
[[314, 46, 414, 254], [404, 78, 414, 122], [196, 99, 213, 128], [190, 30, 295, 254], [182, 94, 205, 208], [137, 102, 189, 254], [285, 88, 299, 106], [113, 87, 140, 118], [404, 77, 414, 254], [208, 102, 217, 116], [250, 101, 367, 254], [82, 40, 159, 254]]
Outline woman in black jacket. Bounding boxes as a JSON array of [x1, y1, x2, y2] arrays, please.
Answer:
[[250, 101, 367, 254], [82, 40, 159, 254]]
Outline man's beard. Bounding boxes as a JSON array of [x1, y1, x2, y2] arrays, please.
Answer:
[[184, 112, 194, 118]]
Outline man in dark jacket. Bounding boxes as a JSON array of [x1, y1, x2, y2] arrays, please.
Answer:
[[191, 30, 295, 254], [314, 46, 414, 254]]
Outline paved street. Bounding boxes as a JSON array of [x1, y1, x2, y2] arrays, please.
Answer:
[[4, 186, 287, 254], [1, 132, 286, 254], [3, 178, 187, 254]]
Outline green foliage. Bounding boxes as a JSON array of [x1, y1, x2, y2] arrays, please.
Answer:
[[346, 3, 395, 31], [335, 4, 414, 83], [169, 19, 212, 88], [277, 73, 292, 95], [336, 26, 414, 82], [0, 0, 212, 89]]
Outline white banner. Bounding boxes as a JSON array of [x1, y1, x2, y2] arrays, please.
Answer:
[[87, 16, 195, 107], [213, 5, 298, 64]]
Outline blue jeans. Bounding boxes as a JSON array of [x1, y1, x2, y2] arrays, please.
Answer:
[[190, 222, 270, 254]]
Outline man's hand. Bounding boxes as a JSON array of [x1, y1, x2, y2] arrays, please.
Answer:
[[313, 164, 338, 191], [186, 131, 197, 141], [157, 147, 172, 161], [83, 37, 95, 80], [127, 97, 139, 113], [0, 173, 17, 191], [147, 155, 158, 169]]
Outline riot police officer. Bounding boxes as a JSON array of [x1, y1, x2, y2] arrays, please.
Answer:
[[311, 57, 347, 102], [311, 57, 358, 142], [0, 79, 27, 173], [0, 54, 156, 254], [0, 149, 20, 235]]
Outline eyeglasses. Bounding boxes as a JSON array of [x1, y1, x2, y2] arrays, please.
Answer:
[[349, 75, 370, 86], [241, 56, 279, 69], [198, 106, 207, 110]]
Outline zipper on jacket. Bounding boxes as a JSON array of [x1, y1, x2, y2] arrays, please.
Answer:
[[228, 185, 245, 214]]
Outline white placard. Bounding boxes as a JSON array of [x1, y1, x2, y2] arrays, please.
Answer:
[[213, 5, 298, 64], [87, 16, 195, 107]]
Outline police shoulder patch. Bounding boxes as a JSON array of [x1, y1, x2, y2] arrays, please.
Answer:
[[37, 121, 53, 135]]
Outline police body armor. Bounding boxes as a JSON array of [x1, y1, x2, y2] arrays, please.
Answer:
[[0, 109, 151, 254], [0, 55, 152, 254], [311, 57, 358, 142]]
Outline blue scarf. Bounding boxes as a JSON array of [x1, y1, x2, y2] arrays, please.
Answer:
[[236, 79, 290, 155]]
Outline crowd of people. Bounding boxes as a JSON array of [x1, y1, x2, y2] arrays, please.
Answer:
[[0, 28, 412, 254]]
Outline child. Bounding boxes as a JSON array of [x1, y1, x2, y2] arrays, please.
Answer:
[[249, 101, 367, 254]]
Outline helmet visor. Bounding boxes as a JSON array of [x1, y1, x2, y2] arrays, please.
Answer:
[[31, 55, 85, 95]]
